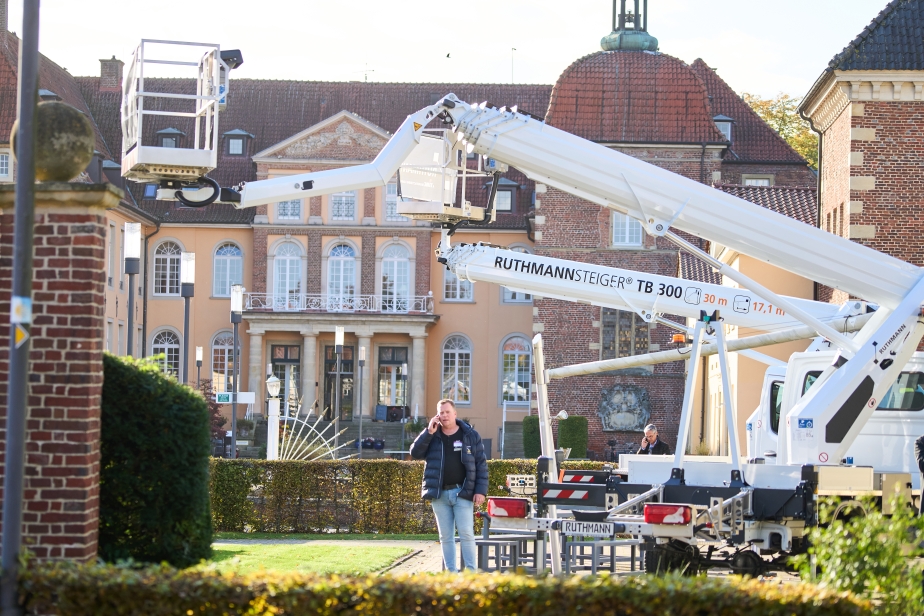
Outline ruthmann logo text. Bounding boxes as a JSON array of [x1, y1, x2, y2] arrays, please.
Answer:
[[493, 256, 629, 289], [878, 324, 907, 355]]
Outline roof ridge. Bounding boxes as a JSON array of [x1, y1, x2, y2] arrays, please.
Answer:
[[828, 0, 904, 70]]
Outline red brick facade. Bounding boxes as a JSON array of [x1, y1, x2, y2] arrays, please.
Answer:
[[0, 184, 119, 561], [720, 163, 816, 188]]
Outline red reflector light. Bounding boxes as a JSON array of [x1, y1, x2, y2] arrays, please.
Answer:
[[487, 497, 529, 518], [644, 504, 692, 525]]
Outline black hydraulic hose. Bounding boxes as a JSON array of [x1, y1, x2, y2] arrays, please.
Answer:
[[175, 176, 220, 208]]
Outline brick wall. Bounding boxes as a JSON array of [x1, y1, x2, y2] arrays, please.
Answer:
[[817, 104, 852, 304], [0, 183, 120, 561], [720, 163, 816, 188]]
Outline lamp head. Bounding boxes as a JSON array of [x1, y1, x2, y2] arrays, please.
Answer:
[[124, 223, 142, 260], [555, 410, 569, 421], [335, 326, 345, 347], [180, 252, 196, 285], [195, 346, 203, 362], [230, 284, 243, 313], [266, 374, 281, 398]]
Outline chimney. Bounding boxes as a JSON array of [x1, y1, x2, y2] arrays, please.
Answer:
[[100, 55, 124, 92], [1, 0, 7, 34]]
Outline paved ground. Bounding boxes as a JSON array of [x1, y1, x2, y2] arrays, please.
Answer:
[[213, 539, 802, 582]]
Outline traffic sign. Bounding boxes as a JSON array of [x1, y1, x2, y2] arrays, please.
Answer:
[[14, 324, 28, 349]]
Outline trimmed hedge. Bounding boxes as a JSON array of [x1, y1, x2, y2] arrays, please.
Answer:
[[557, 415, 588, 458], [210, 459, 605, 533], [522, 414, 541, 458], [19, 561, 872, 616], [100, 354, 212, 567]]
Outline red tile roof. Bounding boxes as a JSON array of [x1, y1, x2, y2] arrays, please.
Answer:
[[679, 252, 721, 285], [716, 183, 816, 226], [690, 59, 806, 164], [545, 51, 727, 144]]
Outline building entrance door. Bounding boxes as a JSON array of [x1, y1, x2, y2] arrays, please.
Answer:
[[324, 345, 354, 421], [270, 344, 301, 418], [377, 346, 408, 406]]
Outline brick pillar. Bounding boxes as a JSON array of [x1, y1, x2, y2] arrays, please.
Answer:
[[0, 183, 120, 561]]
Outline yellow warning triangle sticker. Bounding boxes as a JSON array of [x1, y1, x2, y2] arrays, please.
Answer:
[[413, 122, 422, 131], [14, 324, 28, 349]]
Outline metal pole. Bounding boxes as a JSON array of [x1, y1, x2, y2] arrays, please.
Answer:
[[357, 357, 364, 459], [181, 290, 191, 383], [2, 3, 40, 614], [334, 349, 341, 456], [230, 316, 241, 458], [125, 265, 138, 356]]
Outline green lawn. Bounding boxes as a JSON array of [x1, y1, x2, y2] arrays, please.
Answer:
[[214, 531, 438, 541], [208, 543, 411, 575]]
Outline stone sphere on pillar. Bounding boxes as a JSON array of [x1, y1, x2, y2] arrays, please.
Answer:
[[11, 101, 96, 181]]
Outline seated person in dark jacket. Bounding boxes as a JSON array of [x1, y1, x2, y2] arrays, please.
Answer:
[[637, 424, 672, 455]]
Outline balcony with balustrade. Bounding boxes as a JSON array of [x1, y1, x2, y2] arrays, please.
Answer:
[[245, 292, 435, 315]]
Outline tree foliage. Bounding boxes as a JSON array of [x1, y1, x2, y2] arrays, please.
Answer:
[[742, 92, 818, 169], [197, 378, 227, 440], [790, 494, 924, 615]]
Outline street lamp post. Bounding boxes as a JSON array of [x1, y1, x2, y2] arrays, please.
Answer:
[[266, 374, 281, 460], [124, 223, 141, 357], [195, 346, 203, 387], [357, 346, 365, 459], [401, 362, 408, 451], [334, 326, 344, 457], [230, 284, 243, 459], [180, 252, 195, 384]]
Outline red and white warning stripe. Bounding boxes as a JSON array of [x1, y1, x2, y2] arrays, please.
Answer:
[[562, 474, 595, 483], [542, 489, 589, 499]]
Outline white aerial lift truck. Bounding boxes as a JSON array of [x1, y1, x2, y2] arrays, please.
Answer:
[[122, 46, 924, 574]]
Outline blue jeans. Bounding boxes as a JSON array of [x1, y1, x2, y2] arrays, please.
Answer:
[[430, 486, 476, 572]]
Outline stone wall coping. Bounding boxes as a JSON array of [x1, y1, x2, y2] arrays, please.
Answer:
[[0, 182, 124, 209]]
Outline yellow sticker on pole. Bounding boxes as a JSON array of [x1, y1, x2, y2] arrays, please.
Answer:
[[413, 122, 422, 131], [14, 324, 28, 349]]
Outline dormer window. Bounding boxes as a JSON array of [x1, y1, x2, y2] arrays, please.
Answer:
[[156, 127, 185, 148], [713, 115, 734, 142], [484, 177, 519, 212], [223, 129, 255, 156]]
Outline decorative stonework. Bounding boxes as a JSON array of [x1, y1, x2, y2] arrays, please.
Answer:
[[280, 121, 384, 158], [598, 384, 651, 432], [805, 83, 850, 132]]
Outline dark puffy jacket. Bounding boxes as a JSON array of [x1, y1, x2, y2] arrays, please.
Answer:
[[409, 419, 488, 501], [637, 439, 672, 455]]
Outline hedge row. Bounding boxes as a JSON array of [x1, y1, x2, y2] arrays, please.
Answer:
[[19, 561, 871, 616], [210, 459, 605, 533]]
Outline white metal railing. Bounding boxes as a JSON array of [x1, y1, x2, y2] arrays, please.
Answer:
[[245, 293, 434, 314]]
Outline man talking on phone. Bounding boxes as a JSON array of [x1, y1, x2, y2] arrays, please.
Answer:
[[410, 399, 488, 572]]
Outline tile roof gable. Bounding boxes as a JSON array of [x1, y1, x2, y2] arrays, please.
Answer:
[[253, 110, 391, 161], [828, 0, 924, 71]]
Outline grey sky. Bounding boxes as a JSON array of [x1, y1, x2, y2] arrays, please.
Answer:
[[9, 0, 881, 99]]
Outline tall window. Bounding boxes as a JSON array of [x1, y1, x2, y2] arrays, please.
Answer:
[[385, 181, 407, 222], [612, 212, 643, 246], [0, 153, 9, 177], [444, 269, 473, 301], [107, 223, 115, 287], [213, 243, 243, 297], [119, 225, 125, 288], [211, 332, 235, 392], [273, 243, 301, 310], [502, 246, 532, 303], [328, 244, 356, 311], [442, 335, 472, 403], [277, 200, 302, 220], [601, 308, 649, 359], [153, 241, 181, 295], [502, 336, 531, 403], [381, 244, 410, 312], [152, 330, 180, 375], [331, 191, 356, 220]]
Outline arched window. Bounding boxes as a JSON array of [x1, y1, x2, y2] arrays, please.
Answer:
[[442, 335, 472, 403], [153, 241, 181, 295], [327, 244, 356, 311], [381, 244, 410, 312], [502, 336, 531, 403], [152, 330, 180, 376], [502, 246, 532, 303], [213, 243, 243, 297], [273, 243, 301, 310], [211, 331, 235, 392]]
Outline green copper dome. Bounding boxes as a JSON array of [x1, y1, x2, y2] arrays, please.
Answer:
[[601, 0, 659, 52]]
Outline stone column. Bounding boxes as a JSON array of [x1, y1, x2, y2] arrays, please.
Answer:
[[247, 330, 264, 407], [301, 333, 317, 414], [0, 183, 121, 561], [411, 334, 427, 418], [356, 335, 372, 418]]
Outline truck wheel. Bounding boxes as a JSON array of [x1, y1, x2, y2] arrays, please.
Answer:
[[730, 550, 763, 577], [645, 543, 699, 576], [644, 547, 669, 574]]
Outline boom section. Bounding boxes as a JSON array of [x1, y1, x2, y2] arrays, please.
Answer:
[[448, 98, 922, 309], [444, 243, 846, 330]]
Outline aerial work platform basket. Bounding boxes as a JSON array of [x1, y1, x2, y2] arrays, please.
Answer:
[[120, 39, 241, 183]]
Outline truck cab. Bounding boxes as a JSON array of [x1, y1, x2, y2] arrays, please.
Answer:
[[746, 351, 924, 488]]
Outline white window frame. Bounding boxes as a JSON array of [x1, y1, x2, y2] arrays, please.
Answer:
[[443, 269, 473, 302], [273, 242, 302, 311], [381, 244, 410, 312], [500, 335, 531, 405], [742, 174, 774, 187], [228, 138, 244, 155], [331, 191, 357, 221], [213, 243, 243, 297], [0, 152, 10, 177], [612, 212, 643, 247], [327, 244, 356, 311], [277, 200, 302, 221], [442, 335, 472, 404], [107, 223, 115, 288], [211, 331, 235, 392], [152, 329, 181, 376], [715, 121, 732, 141], [153, 241, 181, 296], [384, 181, 407, 222], [502, 246, 533, 303], [494, 190, 513, 211]]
